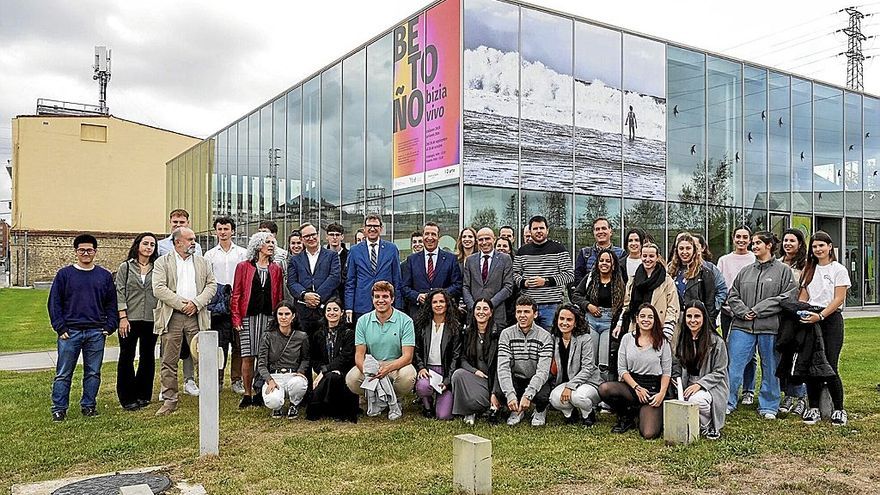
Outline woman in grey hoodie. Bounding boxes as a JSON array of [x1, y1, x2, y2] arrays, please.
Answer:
[[725, 231, 797, 419]]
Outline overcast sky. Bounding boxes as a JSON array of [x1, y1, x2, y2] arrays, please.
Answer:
[[0, 0, 873, 222]]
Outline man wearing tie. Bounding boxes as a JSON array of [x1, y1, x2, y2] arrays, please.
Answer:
[[400, 223, 462, 317], [345, 214, 402, 324], [288, 223, 341, 336], [463, 227, 515, 327]]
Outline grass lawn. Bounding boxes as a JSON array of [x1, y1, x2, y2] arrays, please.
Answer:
[[0, 288, 60, 353], [2, 320, 878, 494]]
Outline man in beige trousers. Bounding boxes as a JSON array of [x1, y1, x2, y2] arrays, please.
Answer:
[[153, 227, 217, 416]]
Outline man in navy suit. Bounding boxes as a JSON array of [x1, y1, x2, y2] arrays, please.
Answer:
[[288, 223, 341, 336], [345, 214, 402, 324], [400, 222, 462, 317], [463, 227, 515, 327]]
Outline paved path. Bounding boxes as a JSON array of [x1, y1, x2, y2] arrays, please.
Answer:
[[0, 346, 121, 372]]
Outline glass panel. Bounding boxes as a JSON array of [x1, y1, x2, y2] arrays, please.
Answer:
[[744, 66, 767, 213], [393, 191, 424, 256], [367, 33, 393, 214], [322, 64, 342, 228], [217, 130, 228, 215], [303, 76, 321, 225], [623, 35, 666, 200], [343, 49, 367, 206], [520, 8, 573, 191], [866, 222, 878, 304], [813, 84, 843, 215], [791, 78, 813, 212], [866, 97, 880, 219], [464, 185, 519, 239], [624, 199, 666, 255], [574, 194, 622, 252], [340, 206, 364, 249], [212, 135, 221, 217], [668, 202, 705, 250], [769, 213, 789, 240], [574, 23, 622, 197], [845, 92, 862, 216], [169, 159, 177, 214], [768, 72, 790, 211], [260, 104, 273, 220], [846, 218, 862, 306], [744, 208, 767, 232], [667, 47, 705, 204], [248, 110, 261, 230], [792, 214, 812, 238], [462, 0, 520, 187], [522, 190, 572, 250], [426, 185, 459, 251], [286, 87, 303, 231], [273, 96, 287, 232], [706, 57, 741, 207], [708, 205, 744, 260]]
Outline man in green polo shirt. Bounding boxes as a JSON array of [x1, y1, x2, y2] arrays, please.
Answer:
[[345, 281, 417, 416]]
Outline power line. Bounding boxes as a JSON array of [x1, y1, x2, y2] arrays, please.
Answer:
[[722, 9, 843, 51]]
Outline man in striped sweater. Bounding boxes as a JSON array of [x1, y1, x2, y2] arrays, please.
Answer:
[[494, 296, 554, 426], [512, 215, 575, 329]]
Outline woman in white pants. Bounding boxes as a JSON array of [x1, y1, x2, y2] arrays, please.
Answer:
[[257, 300, 310, 419], [549, 304, 602, 427], [672, 300, 729, 440]]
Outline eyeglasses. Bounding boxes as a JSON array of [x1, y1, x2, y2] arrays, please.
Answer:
[[365, 224, 381, 229], [327, 232, 343, 236], [302, 233, 318, 239], [76, 248, 96, 255]]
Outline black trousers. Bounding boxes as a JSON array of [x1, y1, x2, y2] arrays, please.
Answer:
[[305, 371, 359, 421], [806, 311, 845, 410], [116, 320, 158, 406], [505, 375, 553, 412]]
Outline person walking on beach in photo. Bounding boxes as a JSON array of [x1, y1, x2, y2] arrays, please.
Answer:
[[625, 105, 637, 141]]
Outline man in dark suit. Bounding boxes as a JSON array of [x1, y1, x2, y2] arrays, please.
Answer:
[[345, 214, 402, 324], [288, 223, 341, 336], [400, 222, 462, 317], [463, 227, 515, 327], [324, 222, 349, 300]]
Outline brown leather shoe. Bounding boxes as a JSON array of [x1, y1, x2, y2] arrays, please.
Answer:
[[155, 401, 178, 416]]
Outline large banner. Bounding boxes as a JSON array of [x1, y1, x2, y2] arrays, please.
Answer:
[[392, 0, 461, 190]]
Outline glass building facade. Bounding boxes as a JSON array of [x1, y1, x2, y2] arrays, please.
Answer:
[[168, 0, 880, 306]]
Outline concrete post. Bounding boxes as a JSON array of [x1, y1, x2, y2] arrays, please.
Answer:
[[453, 434, 492, 495], [198, 330, 219, 456], [119, 484, 153, 495], [663, 400, 700, 445]]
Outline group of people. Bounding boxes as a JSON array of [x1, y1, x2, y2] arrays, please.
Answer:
[[47, 209, 851, 441]]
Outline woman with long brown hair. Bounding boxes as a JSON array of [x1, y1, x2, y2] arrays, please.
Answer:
[[451, 298, 501, 425], [572, 248, 625, 381], [456, 227, 477, 267], [413, 289, 462, 420], [668, 233, 717, 321]]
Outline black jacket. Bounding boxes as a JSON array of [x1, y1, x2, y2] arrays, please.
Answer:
[[310, 324, 355, 375], [413, 322, 462, 386], [459, 326, 501, 398], [677, 265, 718, 320], [775, 302, 836, 380], [326, 243, 349, 300]]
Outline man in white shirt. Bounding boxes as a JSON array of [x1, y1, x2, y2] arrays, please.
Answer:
[[203, 216, 248, 394], [152, 227, 217, 416]]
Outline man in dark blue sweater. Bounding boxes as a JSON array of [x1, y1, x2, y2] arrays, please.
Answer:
[[47, 234, 118, 421]]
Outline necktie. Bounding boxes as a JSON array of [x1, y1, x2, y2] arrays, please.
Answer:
[[427, 253, 435, 281], [481, 254, 490, 282], [370, 243, 378, 273]]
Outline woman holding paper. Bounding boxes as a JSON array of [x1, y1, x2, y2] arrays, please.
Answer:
[[413, 289, 462, 420], [672, 300, 729, 440]]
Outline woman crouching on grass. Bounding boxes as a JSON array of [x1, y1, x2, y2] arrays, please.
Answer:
[[548, 304, 602, 427], [672, 300, 729, 440], [598, 303, 671, 439], [257, 300, 310, 419]]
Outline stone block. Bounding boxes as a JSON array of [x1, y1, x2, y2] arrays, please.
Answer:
[[453, 434, 492, 495], [198, 330, 219, 456], [119, 484, 153, 495], [663, 399, 699, 445]]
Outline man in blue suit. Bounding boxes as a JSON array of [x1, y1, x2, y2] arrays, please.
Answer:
[[288, 223, 341, 336], [400, 222, 462, 317], [345, 214, 402, 324]]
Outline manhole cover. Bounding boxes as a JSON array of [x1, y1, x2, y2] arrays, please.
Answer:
[[51, 473, 172, 495]]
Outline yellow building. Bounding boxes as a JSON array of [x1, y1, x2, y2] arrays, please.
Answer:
[[9, 115, 200, 285]]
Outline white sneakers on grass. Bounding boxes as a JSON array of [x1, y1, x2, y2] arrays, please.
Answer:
[[184, 379, 200, 396]]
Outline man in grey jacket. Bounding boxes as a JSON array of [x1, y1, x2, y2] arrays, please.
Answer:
[[462, 227, 514, 327], [725, 231, 797, 419], [495, 295, 554, 426]]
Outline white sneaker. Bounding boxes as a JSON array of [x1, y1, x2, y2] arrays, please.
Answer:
[[388, 404, 403, 421], [184, 379, 200, 396], [463, 414, 475, 426], [741, 391, 755, 405], [506, 411, 524, 426], [158, 391, 166, 402], [531, 409, 547, 426], [830, 409, 848, 427], [231, 380, 245, 396], [761, 412, 777, 420]]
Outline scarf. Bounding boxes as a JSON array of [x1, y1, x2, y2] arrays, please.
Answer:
[[624, 264, 666, 329]]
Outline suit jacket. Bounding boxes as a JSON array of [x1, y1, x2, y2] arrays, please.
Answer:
[[345, 239, 402, 313], [230, 260, 284, 328], [401, 249, 462, 314], [288, 248, 342, 321], [552, 333, 602, 389], [462, 251, 514, 326], [413, 322, 462, 385], [152, 252, 217, 335]]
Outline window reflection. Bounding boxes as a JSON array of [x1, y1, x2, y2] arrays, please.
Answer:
[[814, 84, 843, 215], [769, 72, 790, 211], [667, 47, 705, 204], [707, 57, 741, 207], [744, 66, 767, 213]]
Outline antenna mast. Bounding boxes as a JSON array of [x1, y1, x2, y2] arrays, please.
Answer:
[[93, 46, 111, 114]]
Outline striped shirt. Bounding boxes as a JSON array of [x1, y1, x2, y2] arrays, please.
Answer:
[[513, 239, 574, 304], [496, 323, 554, 403]]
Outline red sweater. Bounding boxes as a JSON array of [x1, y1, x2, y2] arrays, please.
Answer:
[[230, 260, 284, 327]]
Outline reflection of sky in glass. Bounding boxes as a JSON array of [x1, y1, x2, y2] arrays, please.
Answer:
[[624, 34, 665, 98], [575, 22, 620, 87], [464, 0, 518, 52], [521, 8, 572, 75]]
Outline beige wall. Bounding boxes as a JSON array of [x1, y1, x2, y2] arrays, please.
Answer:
[[11, 116, 200, 234]]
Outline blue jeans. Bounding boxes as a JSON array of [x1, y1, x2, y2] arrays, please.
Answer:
[[727, 329, 780, 415], [52, 328, 106, 413], [587, 309, 612, 371], [535, 303, 558, 330]]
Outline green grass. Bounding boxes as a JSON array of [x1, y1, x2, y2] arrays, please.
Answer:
[[0, 288, 59, 353], [1, 317, 878, 494]]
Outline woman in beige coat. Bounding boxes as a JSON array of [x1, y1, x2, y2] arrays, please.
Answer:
[[615, 242, 679, 341]]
